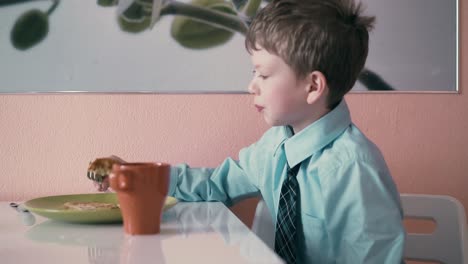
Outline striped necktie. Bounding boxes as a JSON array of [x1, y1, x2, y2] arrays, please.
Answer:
[[274, 162, 301, 264]]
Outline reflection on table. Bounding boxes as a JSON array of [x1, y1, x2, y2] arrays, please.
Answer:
[[0, 201, 283, 264]]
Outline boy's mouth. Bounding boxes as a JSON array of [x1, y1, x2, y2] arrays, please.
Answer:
[[254, 105, 264, 112]]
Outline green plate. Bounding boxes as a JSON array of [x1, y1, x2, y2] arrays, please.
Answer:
[[24, 193, 178, 224]]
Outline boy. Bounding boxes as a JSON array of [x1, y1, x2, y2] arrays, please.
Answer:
[[90, 0, 405, 263]]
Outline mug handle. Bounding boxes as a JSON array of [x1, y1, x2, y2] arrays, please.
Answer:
[[117, 173, 131, 191], [110, 172, 131, 191]]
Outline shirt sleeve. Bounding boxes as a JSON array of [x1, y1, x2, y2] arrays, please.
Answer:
[[168, 152, 261, 207], [322, 160, 406, 264]]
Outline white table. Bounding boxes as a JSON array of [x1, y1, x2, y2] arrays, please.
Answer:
[[0, 201, 284, 264]]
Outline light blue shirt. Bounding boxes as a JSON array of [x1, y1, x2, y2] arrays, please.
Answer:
[[169, 100, 405, 263]]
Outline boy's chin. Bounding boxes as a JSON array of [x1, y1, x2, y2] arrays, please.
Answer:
[[264, 117, 285, 127]]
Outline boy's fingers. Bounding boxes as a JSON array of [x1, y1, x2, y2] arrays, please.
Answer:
[[93, 177, 110, 192]]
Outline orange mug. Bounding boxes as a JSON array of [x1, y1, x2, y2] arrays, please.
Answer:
[[109, 162, 170, 235]]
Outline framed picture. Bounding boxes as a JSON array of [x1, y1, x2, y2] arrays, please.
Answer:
[[0, 0, 458, 93]]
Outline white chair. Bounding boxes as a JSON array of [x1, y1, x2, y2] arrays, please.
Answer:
[[401, 194, 468, 264], [252, 194, 468, 263]]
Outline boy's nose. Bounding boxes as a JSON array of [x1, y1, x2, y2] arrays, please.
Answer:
[[248, 80, 259, 95]]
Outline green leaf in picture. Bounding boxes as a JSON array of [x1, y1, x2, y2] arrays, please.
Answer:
[[118, 16, 151, 33], [171, 0, 237, 49], [10, 9, 49, 50], [121, 2, 147, 22], [97, 0, 118, 7]]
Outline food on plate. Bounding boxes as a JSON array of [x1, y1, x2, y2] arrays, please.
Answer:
[[63, 201, 119, 211], [87, 155, 126, 191]]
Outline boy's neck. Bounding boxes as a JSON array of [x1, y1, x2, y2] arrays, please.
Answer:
[[291, 106, 332, 134]]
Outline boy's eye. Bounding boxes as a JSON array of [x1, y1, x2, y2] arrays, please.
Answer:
[[252, 70, 268, 80]]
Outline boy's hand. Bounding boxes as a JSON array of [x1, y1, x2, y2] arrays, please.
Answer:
[[87, 155, 126, 192]]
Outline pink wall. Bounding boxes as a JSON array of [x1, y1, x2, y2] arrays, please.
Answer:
[[1, 2, 467, 227]]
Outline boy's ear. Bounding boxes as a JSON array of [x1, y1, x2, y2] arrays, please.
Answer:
[[305, 71, 328, 105]]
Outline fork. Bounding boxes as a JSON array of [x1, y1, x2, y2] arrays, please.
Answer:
[[10, 202, 36, 226]]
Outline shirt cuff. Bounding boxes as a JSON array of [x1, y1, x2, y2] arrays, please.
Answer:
[[168, 165, 178, 197]]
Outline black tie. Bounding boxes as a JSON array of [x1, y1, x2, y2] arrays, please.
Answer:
[[274, 162, 301, 264]]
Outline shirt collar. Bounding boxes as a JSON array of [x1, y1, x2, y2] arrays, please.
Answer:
[[273, 99, 352, 168]]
